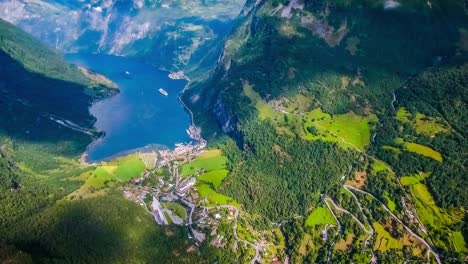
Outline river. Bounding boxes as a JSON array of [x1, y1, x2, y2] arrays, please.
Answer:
[[66, 53, 191, 162]]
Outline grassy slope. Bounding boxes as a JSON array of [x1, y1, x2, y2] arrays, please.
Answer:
[[305, 207, 337, 227], [181, 150, 228, 176]]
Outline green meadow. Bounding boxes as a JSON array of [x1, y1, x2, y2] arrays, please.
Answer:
[[197, 184, 238, 206], [394, 138, 442, 162], [197, 169, 229, 189], [243, 82, 281, 120], [304, 108, 377, 151], [305, 206, 337, 227], [67, 155, 146, 199], [113, 155, 146, 181], [382, 145, 401, 154], [404, 142, 442, 162], [400, 172, 431, 186], [243, 82, 377, 152], [396, 107, 450, 136], [383, 192, 396, 212], [181, 150, 228, 176], [373, 223, 402, 252], [401, 174, 466, 253], [396, 107, 412, 123]]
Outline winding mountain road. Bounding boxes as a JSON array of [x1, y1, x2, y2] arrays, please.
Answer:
[[344, 185, 441, 264]]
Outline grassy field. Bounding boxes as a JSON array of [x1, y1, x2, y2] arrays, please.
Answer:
[[399, 172, 466, 253], [396, 108, 450, 136], [181, 150, 228, 176], [243, 83, 377, 152], [404, 142, 443, 162], [400, 172, 431, 186], [113, 155, 146, 181], [372, 160, 391, 174], [197, 169, 229, 189], [410, 183, 460, 227], [243, 82, 282, 120], [304, 108, 376, 151], [451, 231, 467, 253], [373, 223, 402, 252], [414, 113, 450, 136], [409, 182, 466, 252], [197, 184, 238, 206], [66, 167, 115, 199], [305, 206, 337, 227], [66, 155, 146, 199]]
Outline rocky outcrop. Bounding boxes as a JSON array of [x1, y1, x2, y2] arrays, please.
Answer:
[[213, 96, 237, 134]]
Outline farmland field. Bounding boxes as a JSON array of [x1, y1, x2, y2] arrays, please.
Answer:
[[181, 150, 228, 176], [305, 206, 337, 227], [113, 155, 146, 181], [395, 108, 449, 136], [404, 142, 442, 162], [373, 223, 402, 251], [197, 169, 229, 189], [197, 184, 238, 206], [304, 108, 377, 151]]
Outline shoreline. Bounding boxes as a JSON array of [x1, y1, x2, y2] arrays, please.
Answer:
[[80, 67, 199, 166], [83, 144, 171, 165]]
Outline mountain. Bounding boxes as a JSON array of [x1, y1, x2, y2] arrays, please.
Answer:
[[0, 18, 119, 145], [0, 18, 118, 146], [0, 0, 245, 74], [181, 0, 468, 262], [1, 0, 467, 263], [0, 19, 210, 263]]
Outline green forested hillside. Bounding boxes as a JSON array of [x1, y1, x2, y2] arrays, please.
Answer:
[[0, 19, 204, 263], [184, 0, 468, 262], [1, 0, 467, 263], [1, 19, 88, 88]]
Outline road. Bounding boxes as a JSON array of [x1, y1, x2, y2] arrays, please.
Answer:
[[281, 104, 440, 263], [199, 205, 261, 264], [325, 198, 373, 235], [181, 201, 262, 264], [344, 185, 441, 264]]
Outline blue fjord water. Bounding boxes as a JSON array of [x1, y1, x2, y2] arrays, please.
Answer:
[[66, 53, 191, 162]]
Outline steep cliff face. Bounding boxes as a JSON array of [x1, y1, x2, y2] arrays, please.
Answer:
[[0, 0, 245, 72]]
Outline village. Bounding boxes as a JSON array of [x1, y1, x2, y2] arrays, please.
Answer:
[[121, 128, 234, 245], [120, 125, 282, 264]]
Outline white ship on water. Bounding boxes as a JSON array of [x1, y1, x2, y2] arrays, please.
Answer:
[[158, 88, 168, 96]]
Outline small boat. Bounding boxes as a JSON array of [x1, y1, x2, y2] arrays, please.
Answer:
[[125, 71, 130, 75], [158, 88, 168, 96]]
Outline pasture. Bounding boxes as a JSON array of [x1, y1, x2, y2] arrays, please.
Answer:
[[305, 206, 337, 227]]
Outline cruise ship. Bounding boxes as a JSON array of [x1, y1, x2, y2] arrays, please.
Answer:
[[158, 88, 168, 96]]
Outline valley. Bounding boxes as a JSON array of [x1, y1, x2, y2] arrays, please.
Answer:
[[0, 0, 467, 263]]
